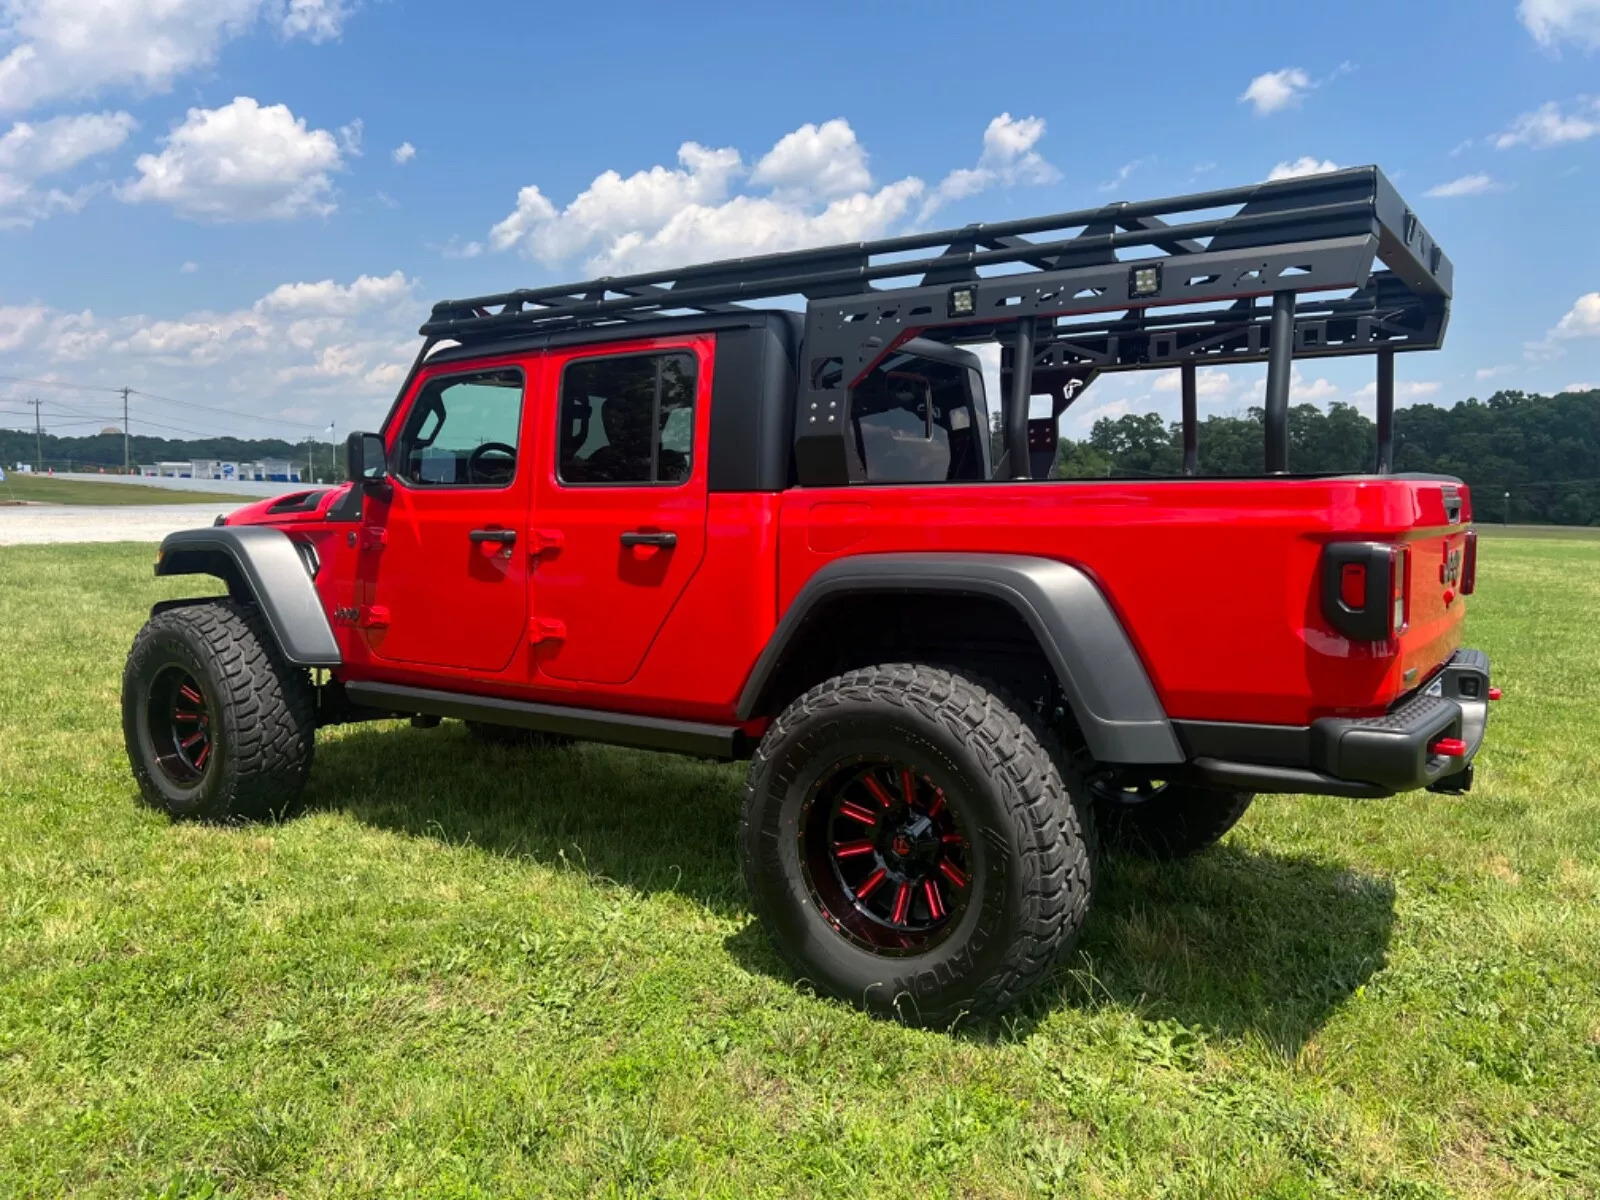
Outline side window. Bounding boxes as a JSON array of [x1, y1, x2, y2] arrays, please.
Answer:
[[558, 352, 697, 485], [849, 356, 986, 483], [395, 368, 524, 487]]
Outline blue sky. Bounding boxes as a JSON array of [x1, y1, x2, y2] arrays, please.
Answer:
[[1, 0, 1598, 446]]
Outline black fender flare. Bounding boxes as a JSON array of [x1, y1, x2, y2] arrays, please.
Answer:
[[154, 527, 341, 667], [735, 552, 1183, 765]]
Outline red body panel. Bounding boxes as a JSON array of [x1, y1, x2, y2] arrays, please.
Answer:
[[530, 337, 715, 686], [244, 351, 1471, 735], [776, 478, 1468, 725]]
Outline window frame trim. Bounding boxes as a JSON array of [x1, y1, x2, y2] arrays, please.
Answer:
[[390, 364, 528, 493], [554, 348, 699, 489]]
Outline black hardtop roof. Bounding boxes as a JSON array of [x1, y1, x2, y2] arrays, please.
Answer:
[[424, 308, 802, 366]]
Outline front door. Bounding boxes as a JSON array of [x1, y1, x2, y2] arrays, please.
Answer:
[[360, 359, 533, 673], [531, 337, 711, 685]]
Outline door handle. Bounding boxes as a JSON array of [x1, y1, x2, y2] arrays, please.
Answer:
[[469, 529, 517, 544], [620, 530, 677, 549]]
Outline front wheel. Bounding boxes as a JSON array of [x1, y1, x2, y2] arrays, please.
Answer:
[[122, 600, 316, 821], [739, 664, 1095, 1026]]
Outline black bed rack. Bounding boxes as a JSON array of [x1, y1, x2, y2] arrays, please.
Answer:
[[421, 166, 1450, 485]]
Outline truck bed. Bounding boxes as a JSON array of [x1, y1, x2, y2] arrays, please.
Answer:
[[777, 474, 1470, 726]]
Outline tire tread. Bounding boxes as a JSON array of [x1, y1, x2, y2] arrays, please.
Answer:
[[124, 599, 315, 821], [741, 663, 1094, 1023]]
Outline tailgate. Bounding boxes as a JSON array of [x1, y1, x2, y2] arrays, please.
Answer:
[[1398, 482, 1472, 695]]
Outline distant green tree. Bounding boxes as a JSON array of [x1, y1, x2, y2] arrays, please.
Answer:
[[0, 429, 344, 482], [1049, 388, 1600, 525]]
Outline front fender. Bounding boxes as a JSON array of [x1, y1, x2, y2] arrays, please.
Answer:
[[155, 527, 341, 667]]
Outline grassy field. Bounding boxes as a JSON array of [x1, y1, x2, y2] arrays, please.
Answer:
[[0, 475, 249, 506], [1, 536, 1597, 1199]]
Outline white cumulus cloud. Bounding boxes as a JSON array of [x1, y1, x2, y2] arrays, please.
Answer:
[[1519, 0, 1600, 50], [1267, 156, 1340, 181], [119, 96, 345, 221], [255, 270, 412, 316], [489, 139, 742, 263], [1240, 67, 1312, 115], [0, 0, 353, 116], [485, 114, 1055, 276], [1353, 379, 1442, 403], [0, 267, 421, 434], [1424, 172, 1500, 197], [1550, 291, 1600, 339], [391, 140, 415, 165], [280, 0, 353, 43], [0, 108, 133, 225], [1153, 368, 1236, 399], [1493, 96, 1600, 148], [0, 109, 133, 174], [924, 112, 1057, 214], [750, 118, 870, 199]]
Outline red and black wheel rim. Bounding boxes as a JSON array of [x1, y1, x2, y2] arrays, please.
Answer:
[[799, 757, 973, 955], [145, 665, 214, 786]]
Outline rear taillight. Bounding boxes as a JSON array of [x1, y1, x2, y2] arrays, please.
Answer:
[[1322, 541, 1408, 642], [1391, 543, 1410, 635], [1461, 528, 1477, 595], [1340, 562, 1366, 608]]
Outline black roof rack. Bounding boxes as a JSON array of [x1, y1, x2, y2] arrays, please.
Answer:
[[421, 166, 1450, 484]]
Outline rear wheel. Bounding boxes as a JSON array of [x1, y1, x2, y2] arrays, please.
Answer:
[[1090, 776, 1253, 859], [740, 664, 1095, 1026], [122, 600, 315, 821]]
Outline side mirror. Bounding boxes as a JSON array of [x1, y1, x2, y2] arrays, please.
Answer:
[[346, 431, 387, 485]]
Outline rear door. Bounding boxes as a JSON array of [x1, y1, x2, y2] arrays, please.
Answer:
[[359, 358, 533, 672], [530, 337, 711, 685]]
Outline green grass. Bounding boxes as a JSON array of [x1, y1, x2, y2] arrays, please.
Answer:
[[1478, 523, 1600, 541], [0, 474, 249, 506], [2, 537, 1598, 1199]]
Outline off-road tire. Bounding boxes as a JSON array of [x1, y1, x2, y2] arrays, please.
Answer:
[[739, 663, 1095, 1026], [123, 600, 316, 821], [464, 721, 573, 749], [1092, 780, 1253, 859]]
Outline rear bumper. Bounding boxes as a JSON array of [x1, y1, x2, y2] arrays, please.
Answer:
[[1181, 649, 1491, 798]]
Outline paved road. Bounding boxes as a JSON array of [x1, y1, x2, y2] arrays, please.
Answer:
[[0, 503, 246, 546]]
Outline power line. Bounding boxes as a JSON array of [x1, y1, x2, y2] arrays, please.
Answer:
[[0, 372, 329, 436], [129, 388, 326, 432], [0, 374, 125, 394], [20, 395, 298, 442]]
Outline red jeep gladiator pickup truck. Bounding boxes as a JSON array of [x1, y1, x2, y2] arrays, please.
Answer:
[[123, 166, 1493, 1024]]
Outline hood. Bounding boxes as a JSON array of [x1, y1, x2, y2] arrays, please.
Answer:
[[219, 485, 347, 526]]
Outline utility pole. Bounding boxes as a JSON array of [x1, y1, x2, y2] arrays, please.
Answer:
[[28, 398, 42, 472], [120, 387, 131, 475], [327, 422, 336, 483]]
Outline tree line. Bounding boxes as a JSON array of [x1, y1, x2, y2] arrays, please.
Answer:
[[1053, 388, 1600, 526], [6, 387, 1599, 524], [0, 430, 344, 482]]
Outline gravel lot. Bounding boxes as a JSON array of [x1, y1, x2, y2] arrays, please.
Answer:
[[0, 503, 244, 546]]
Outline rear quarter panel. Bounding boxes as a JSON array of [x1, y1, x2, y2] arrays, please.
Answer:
[[778, 477, 1469, 726]]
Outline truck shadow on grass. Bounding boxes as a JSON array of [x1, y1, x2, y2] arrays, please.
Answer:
[[309, 724, 1395, 1053]]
